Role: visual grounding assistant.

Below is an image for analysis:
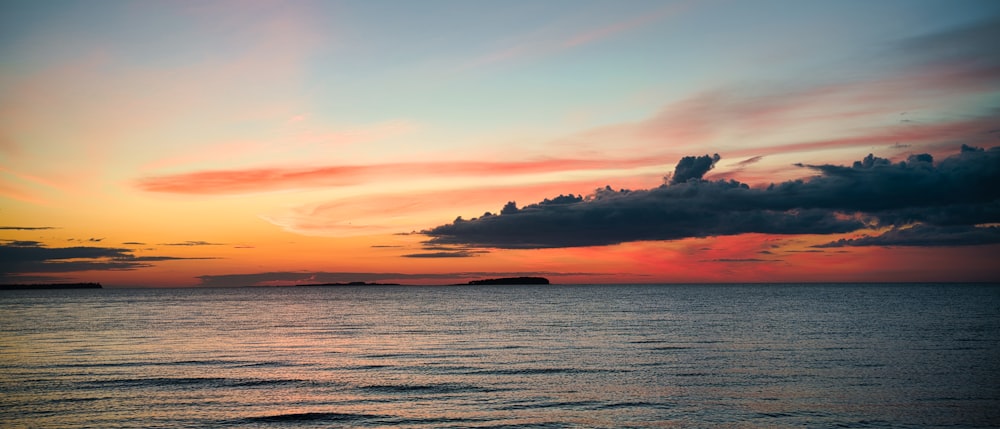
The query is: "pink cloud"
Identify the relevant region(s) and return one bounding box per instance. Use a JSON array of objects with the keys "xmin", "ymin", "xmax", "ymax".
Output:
[
  {"xmin": 262, "ymin": 175, "xmax": 665, "ymax": 237},
  {"xmin": 725, "ymin": 115, "xmax": 1000, "ymax": 161},
  {"xmin": 555, "ymin": 46, "xmax": 1000, "ymax": 167},
  {"xmin": 136, "ymin": 156, "xmax": 667, "ymax": 195}
]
